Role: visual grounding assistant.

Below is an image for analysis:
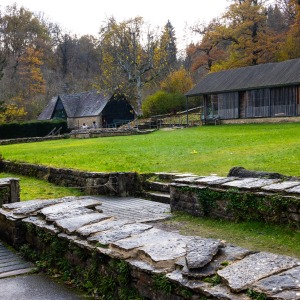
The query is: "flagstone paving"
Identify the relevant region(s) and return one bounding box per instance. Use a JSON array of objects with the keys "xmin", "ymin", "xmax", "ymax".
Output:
[{"xmin": 1, "ymin": 195, "xmax": 300, "ymax": 299}]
